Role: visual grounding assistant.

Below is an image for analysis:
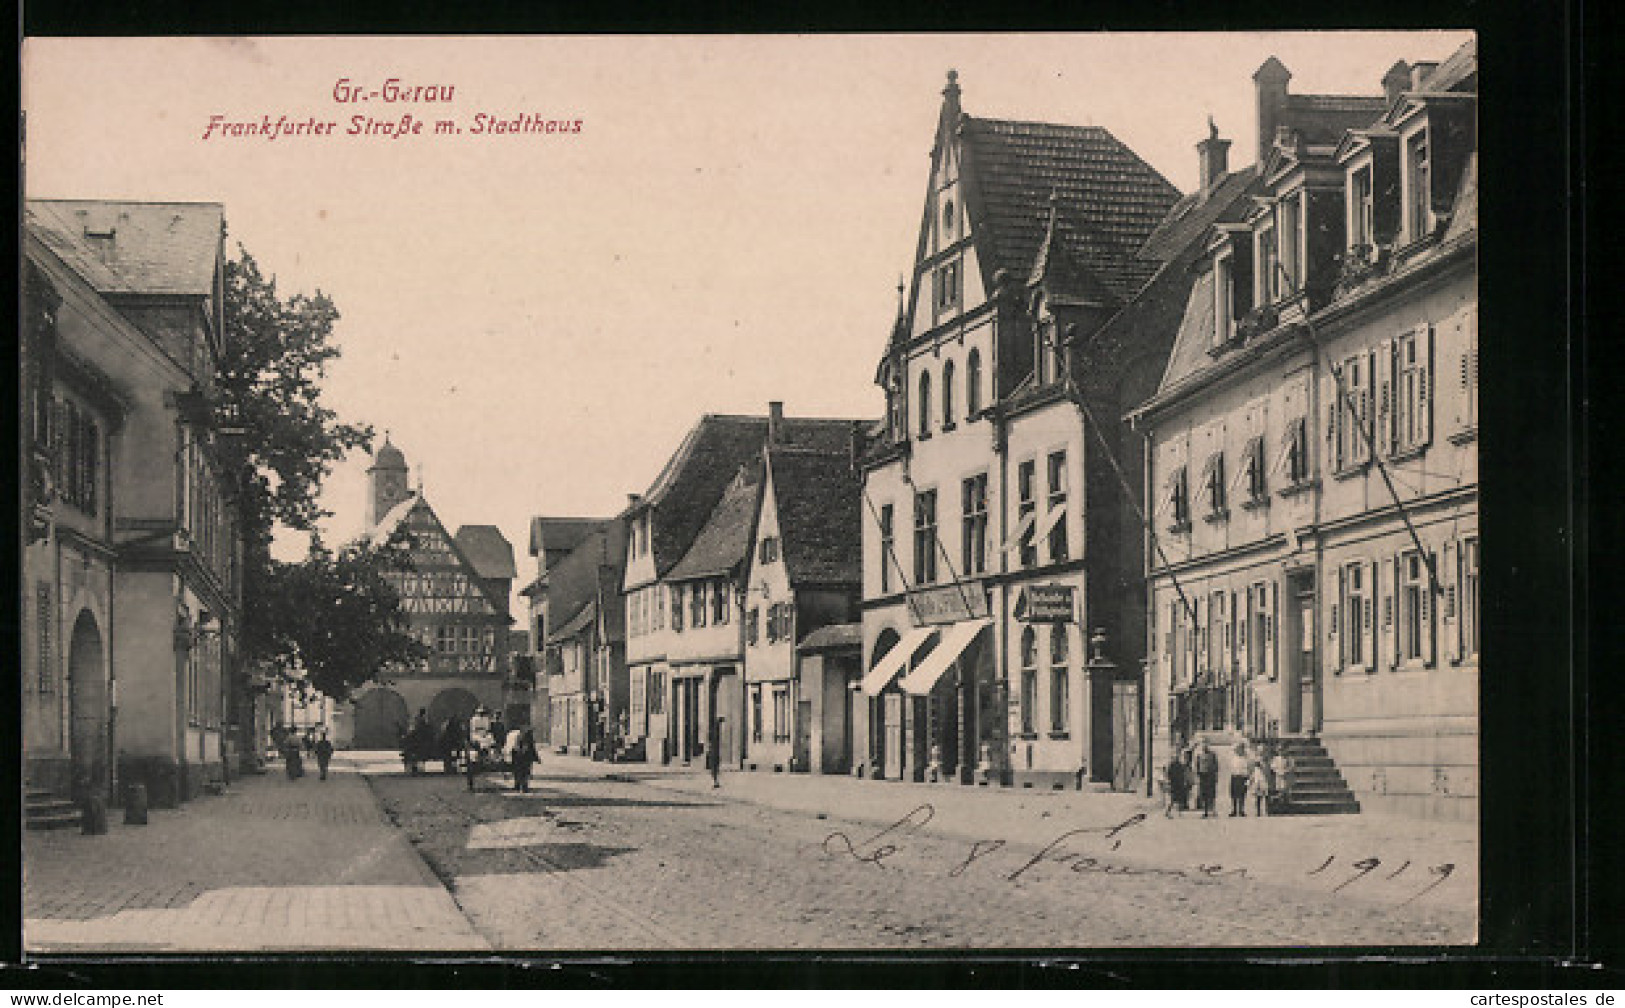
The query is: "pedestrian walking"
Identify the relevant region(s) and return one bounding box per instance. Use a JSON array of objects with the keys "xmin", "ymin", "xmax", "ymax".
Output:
[
  {"xmin": 705, "ymin": 716, "xmax": 724, "ymax": 788},
  {"xmin": 438, "ymin": 717, "xmax": 463, "ymax": 774},
  {"xmin": 282, "ymin": 736, "xmax": 304, "ymax": 780},
  {"xmin": 1194, "ymin": 741, "xmax": 1219, "ymax": 817},
  {"xmin": 1163, "ymin": 751, "xmax": 1188, "ymax": 817},
  {"xmin": 509, "ymin": 728, "xmax": 540, "ymax": 793},
  {"xmin": 1229, "ymin": 741, "xmax": 1251, "ymax": 816},
  {"xmin": 489, "ymin": 713, "xmax": 508, "ymax": 762},
  {"xmin": 1249, "ymin": 744, "xmax": 1273, "ymax": 816},
  {"xmin": 313, "ymin": 731, "xmax": 334, "ymax": 781}
]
